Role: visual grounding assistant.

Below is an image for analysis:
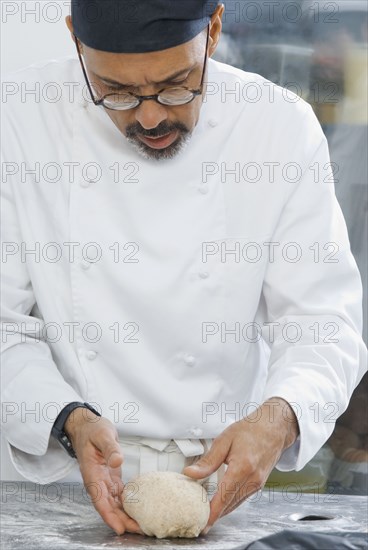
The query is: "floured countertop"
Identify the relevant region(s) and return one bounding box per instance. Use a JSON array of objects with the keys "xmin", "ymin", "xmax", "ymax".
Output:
[{"xmin": 1, "ymin": 482, "xmax": 367, "ymax": 549}]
